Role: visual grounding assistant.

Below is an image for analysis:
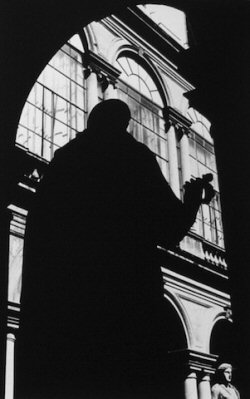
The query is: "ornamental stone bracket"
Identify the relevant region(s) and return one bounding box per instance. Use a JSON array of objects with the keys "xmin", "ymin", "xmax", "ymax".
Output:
[
  {"xmin": 83, "ymin": 50, "xmax": 121, "ymax": 92},
  {"xmin": 163, "ymin": 106, "xmax": 192, "ymax": 137},
  {"xmin": 161, "ymin": 267, "xmax": 232, "ymax": 354}
]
